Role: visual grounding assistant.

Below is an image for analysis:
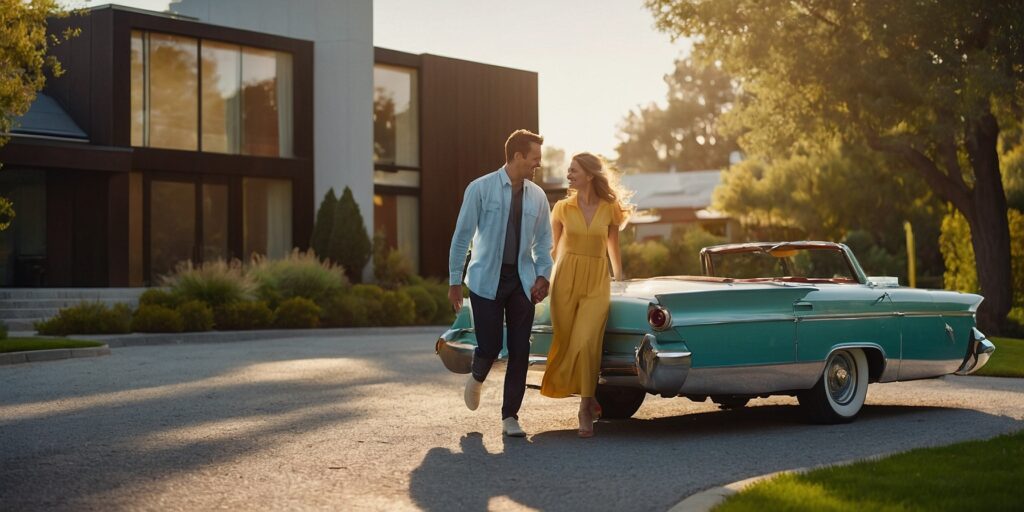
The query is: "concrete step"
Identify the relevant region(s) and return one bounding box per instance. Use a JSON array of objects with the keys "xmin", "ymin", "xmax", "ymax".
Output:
[
  {"xmin": 0, "ymin": 298, "xmax": 137, "ymax": 310},
  {"xmin": 0, "ymin": 288, "xmax": 147, "ymax": 300}
]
